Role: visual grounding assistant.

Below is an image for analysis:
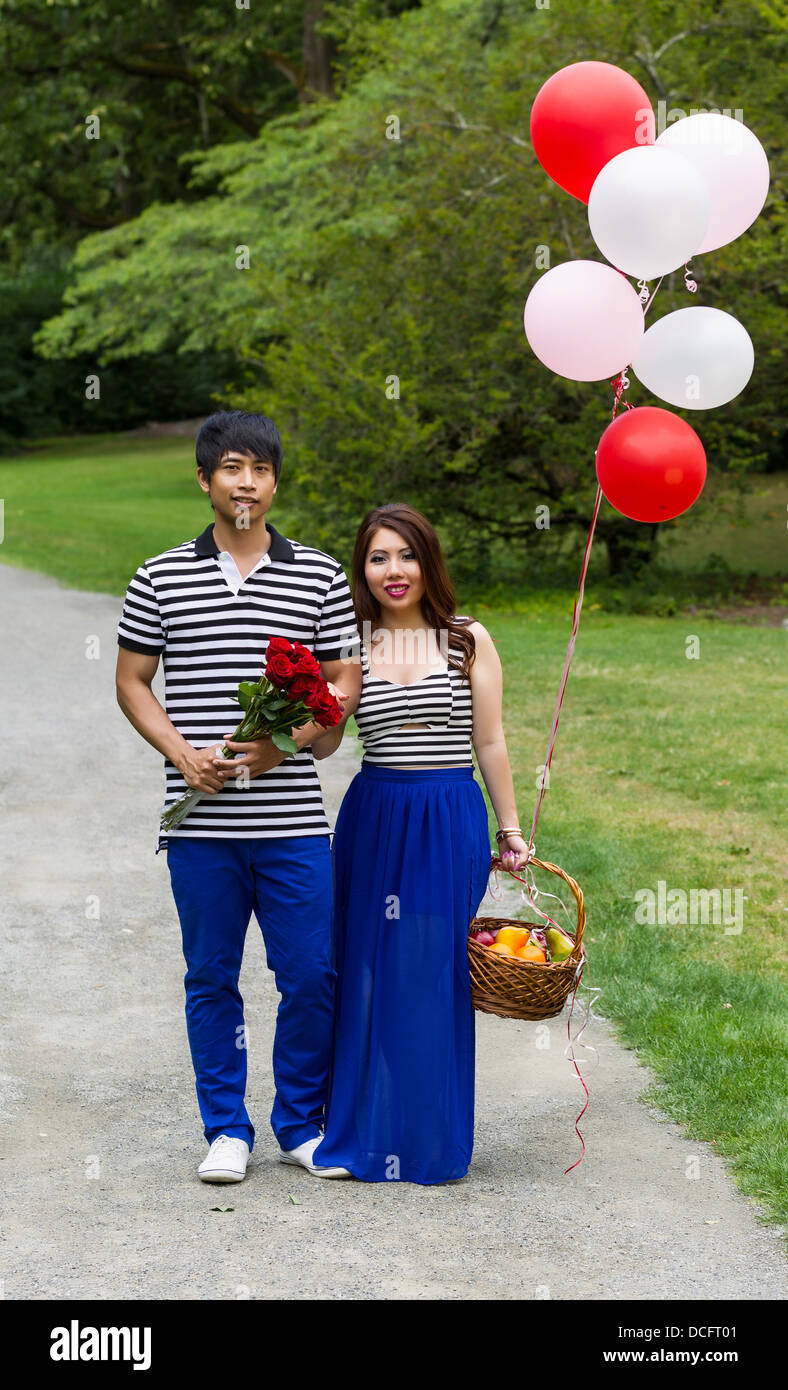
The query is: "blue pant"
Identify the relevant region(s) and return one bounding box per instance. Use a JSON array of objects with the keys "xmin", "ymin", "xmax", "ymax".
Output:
[{"xmin": 166, "ymin": 835, "xmax": 335, "ymax": 1153}]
